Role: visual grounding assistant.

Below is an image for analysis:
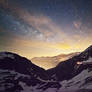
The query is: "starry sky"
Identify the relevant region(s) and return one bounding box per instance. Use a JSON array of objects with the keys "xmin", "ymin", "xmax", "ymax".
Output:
[{"xmin": 0, "ymin": 0, "xmax": 92, "ymax": 59}]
